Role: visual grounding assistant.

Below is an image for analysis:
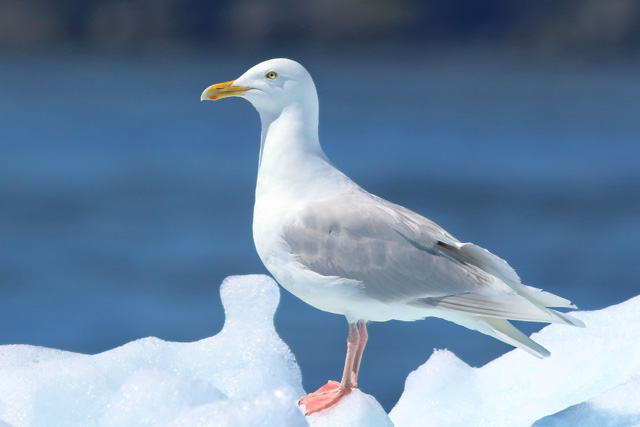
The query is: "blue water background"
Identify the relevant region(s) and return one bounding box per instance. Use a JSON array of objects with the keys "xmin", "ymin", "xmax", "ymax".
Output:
[{"xmin": 1, "ymin": 45, "xmax": 639, "ymax": 410}]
